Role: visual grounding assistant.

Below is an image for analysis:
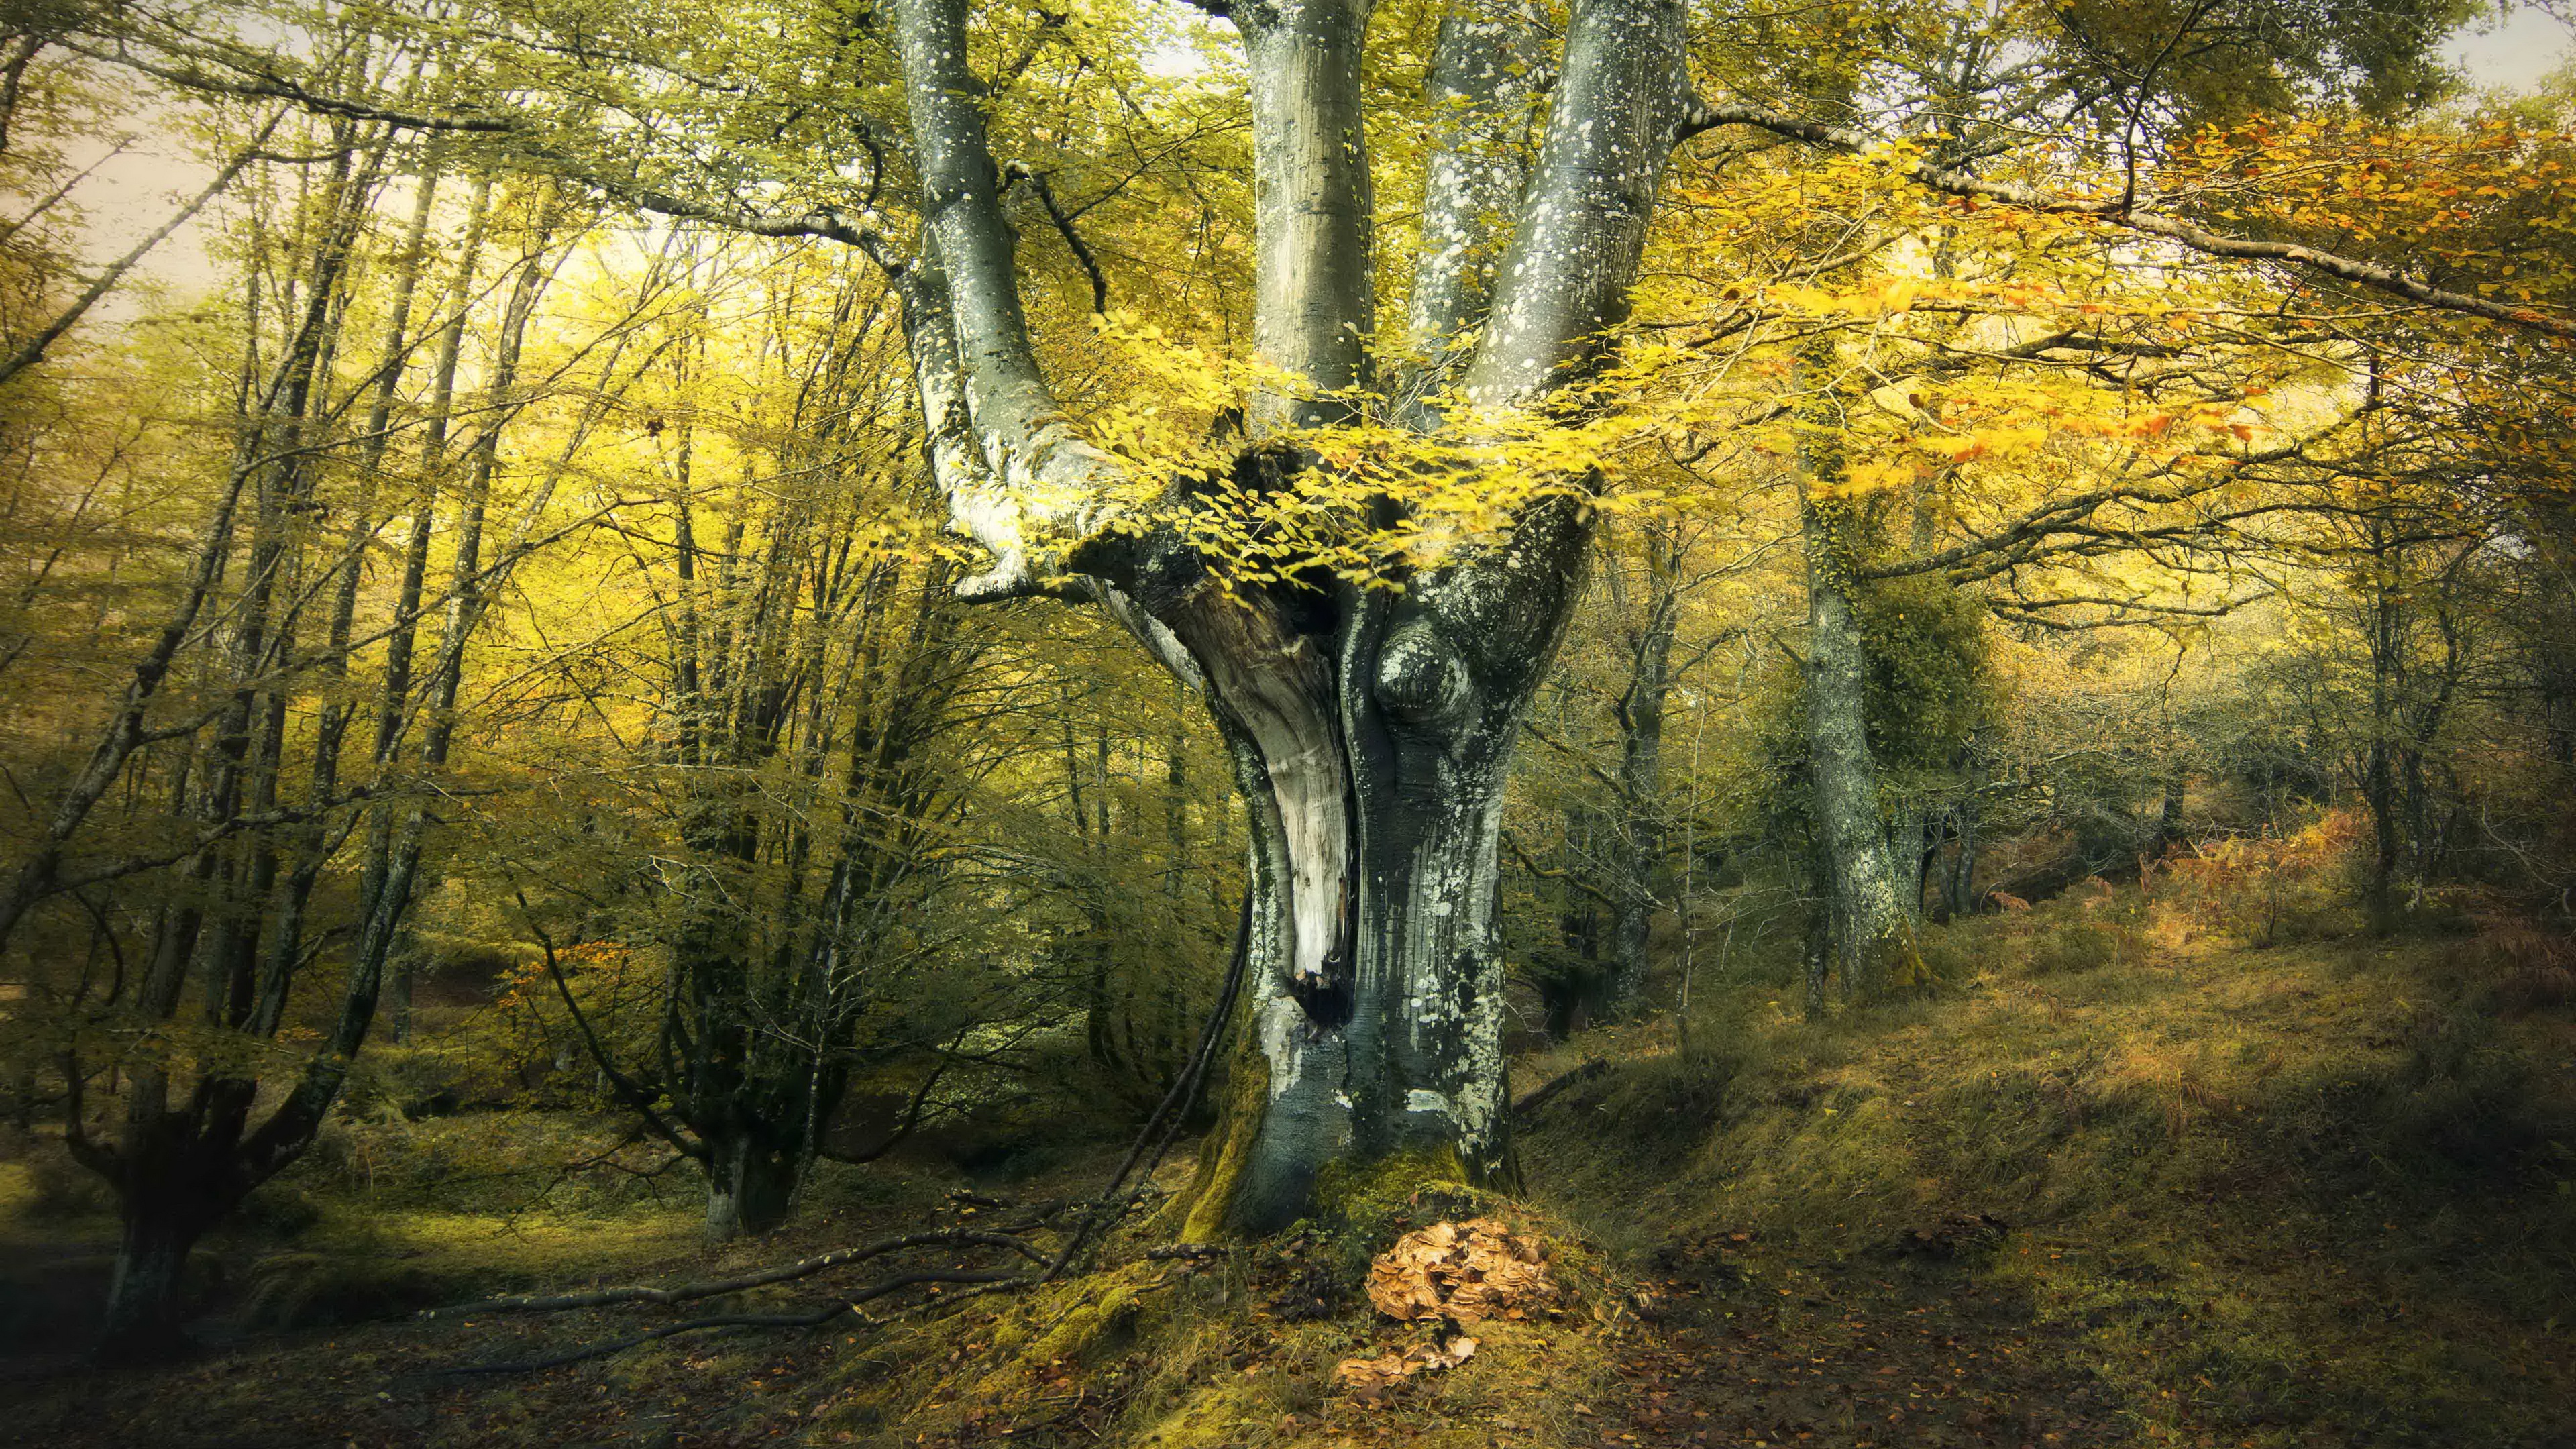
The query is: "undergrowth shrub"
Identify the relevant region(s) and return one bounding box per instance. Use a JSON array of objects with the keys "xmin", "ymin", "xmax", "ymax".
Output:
[
  {"xmin": 2023, "ymin": 913, "xmax": 2145, "ymax": 975},
  {"xmin": 1918, "ymin": 892, "xmax": 2143, "ymax": 979},
  {"xmin": 291, "ymin": 1110, "xmax": 687, "ymax": 1215},
  {"xmin": 7, "ymin": 1133, "xmax": 110, "ymax": 1220},
  {"xmin": 2373, "ymin": 1007, "xmax": 2549, "ymax": 1181},
  {"xmin": 352, "ymin": 938, "xmax": 660, "ymax": 1113},
  {"xmin": 239, "ymin": 1250, "xmax": 451, "ymax": 1330},
  {"xmin": 2152, "ymin": 809, "xmax": 2363, "ymax": 947},
  {"xmin": 409, "ymin": 930, "xmax": 544, "ymax": 1002},
  {"xmin": 236, "ymin": 1184, "xmax": 323, "ymax": 1238},
  {"xmin": 2444, "ymin": 913, "xmax": 2576, "ymax": 1016},
  {"xmin": 2264, "ymin": 1002, "xmax": 2556, "ymax": 1193},
  {"xmin": 1587, "ymin": 1044, "xmax": 1748, "ymax": 1150}
]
